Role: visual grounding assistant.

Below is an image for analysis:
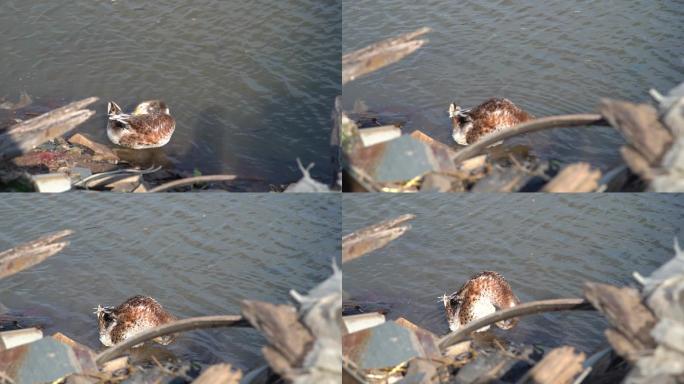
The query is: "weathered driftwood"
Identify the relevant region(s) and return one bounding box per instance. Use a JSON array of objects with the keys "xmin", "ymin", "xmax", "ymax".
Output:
[
  {"xmin": 452, "ymin": 114, "xmax": 607, "ymax": 164},
  {"xmin": 192, "ymin": 363, "xmax": 242, "ymax": 384},
  {"xmin": 342, "ymin": 214, "xmax": 415, "ymax": 263},
  {"xmin": 146, "ymin": 174, "xmax": 237, "ymax": 192},
  {"xmin": 438, "ymin": 298, "xmax": 593, "ymax": 351},
  {"xmin": 342, "ymin": 27, "xmax": 431, "ymax": 85},
  {"xmin": 68, "ymin": 133, "xmax": 118, "ymax": 163},
  {"xmin": 542, "ymin": 162, "xmax": 601, "ymax": 192},
  {"xmin": 0, "ymin": 97, "xmax": 98, "ymax": 160},
  {"xmin": 240, "ymin": 300, "xmax": 314, "ymax": 381},
  {"xmin": 0, "ymin": 328, "xmax": 43, "ymax": 350},
  {"xmin": 95, "ymin": 315, "xmax": 249, "ymax": 365},
  {"xmin": 600, "ymin": 99, "xmax": 673, "ymax": 165},
  {"xmin": 518, "ymin": 346, "xmax": 586, "ymax": 384},
  {"xmin": 583, "ymin": 282, "xmax": 657, "ymax": 363},
  {"xmin": 0, "ymin": 230, "xmax": 73, "ymax": 279}
]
